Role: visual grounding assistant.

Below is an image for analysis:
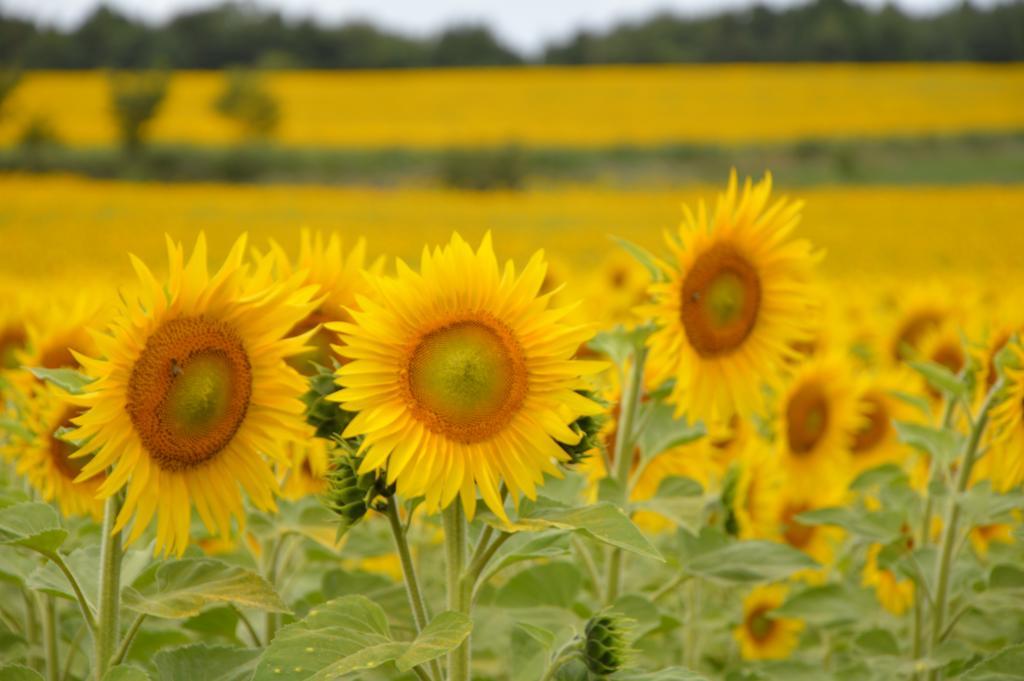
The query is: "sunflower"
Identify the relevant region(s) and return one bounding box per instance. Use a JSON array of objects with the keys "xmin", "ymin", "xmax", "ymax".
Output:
[
  {"xmin": 9, "ymin": 293, "xmax": 106, "ymax": 398},
  {"xmin": 882, "ymin": 285, "xmax": 959, "ymax": 366},
  {"xmin": 990, "ymin": 338, "xmax": 1024, "ymax": 456},
  {"xmin": 862, "ymin": 543, "xmax": 914, "ymax": 615},
  {"xmin": 257, "ymin": 230, "xmax": 380, "ymax": 497},
  {"xmin": 969, "ymin": 521, "xmax": 1015, "ymax": 559},
  {"xmin": 775, "ymin": 356, "xmax": 861, "ymax": 486},
  {"xmin": 733, "ymin": 584, "xmax": 804, "ymax": 661},
  {"xmin": 774, "ymin": 482, "xmax": 846, "ymax": 581},
  {"xmin": 849, "ymin": 371, "xmax": 917, "ymax": 475},
  {"xmin": 12, "ymin": 384, "xmax": 105, "ymax": 519},
  {"xmin": 733, "ymin": 443, "xmax": 785, "ymax": 541},
  {"xmin": 68, "ymin": 234, "xmax": 318, "ymax": 556},
  {"xmin": 647, "ymin": 170, "xmax": 821, "ymax": 426},
  {"xmin": 329, "ymin": 233, "xmax": 604, "ymax": 520}
]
